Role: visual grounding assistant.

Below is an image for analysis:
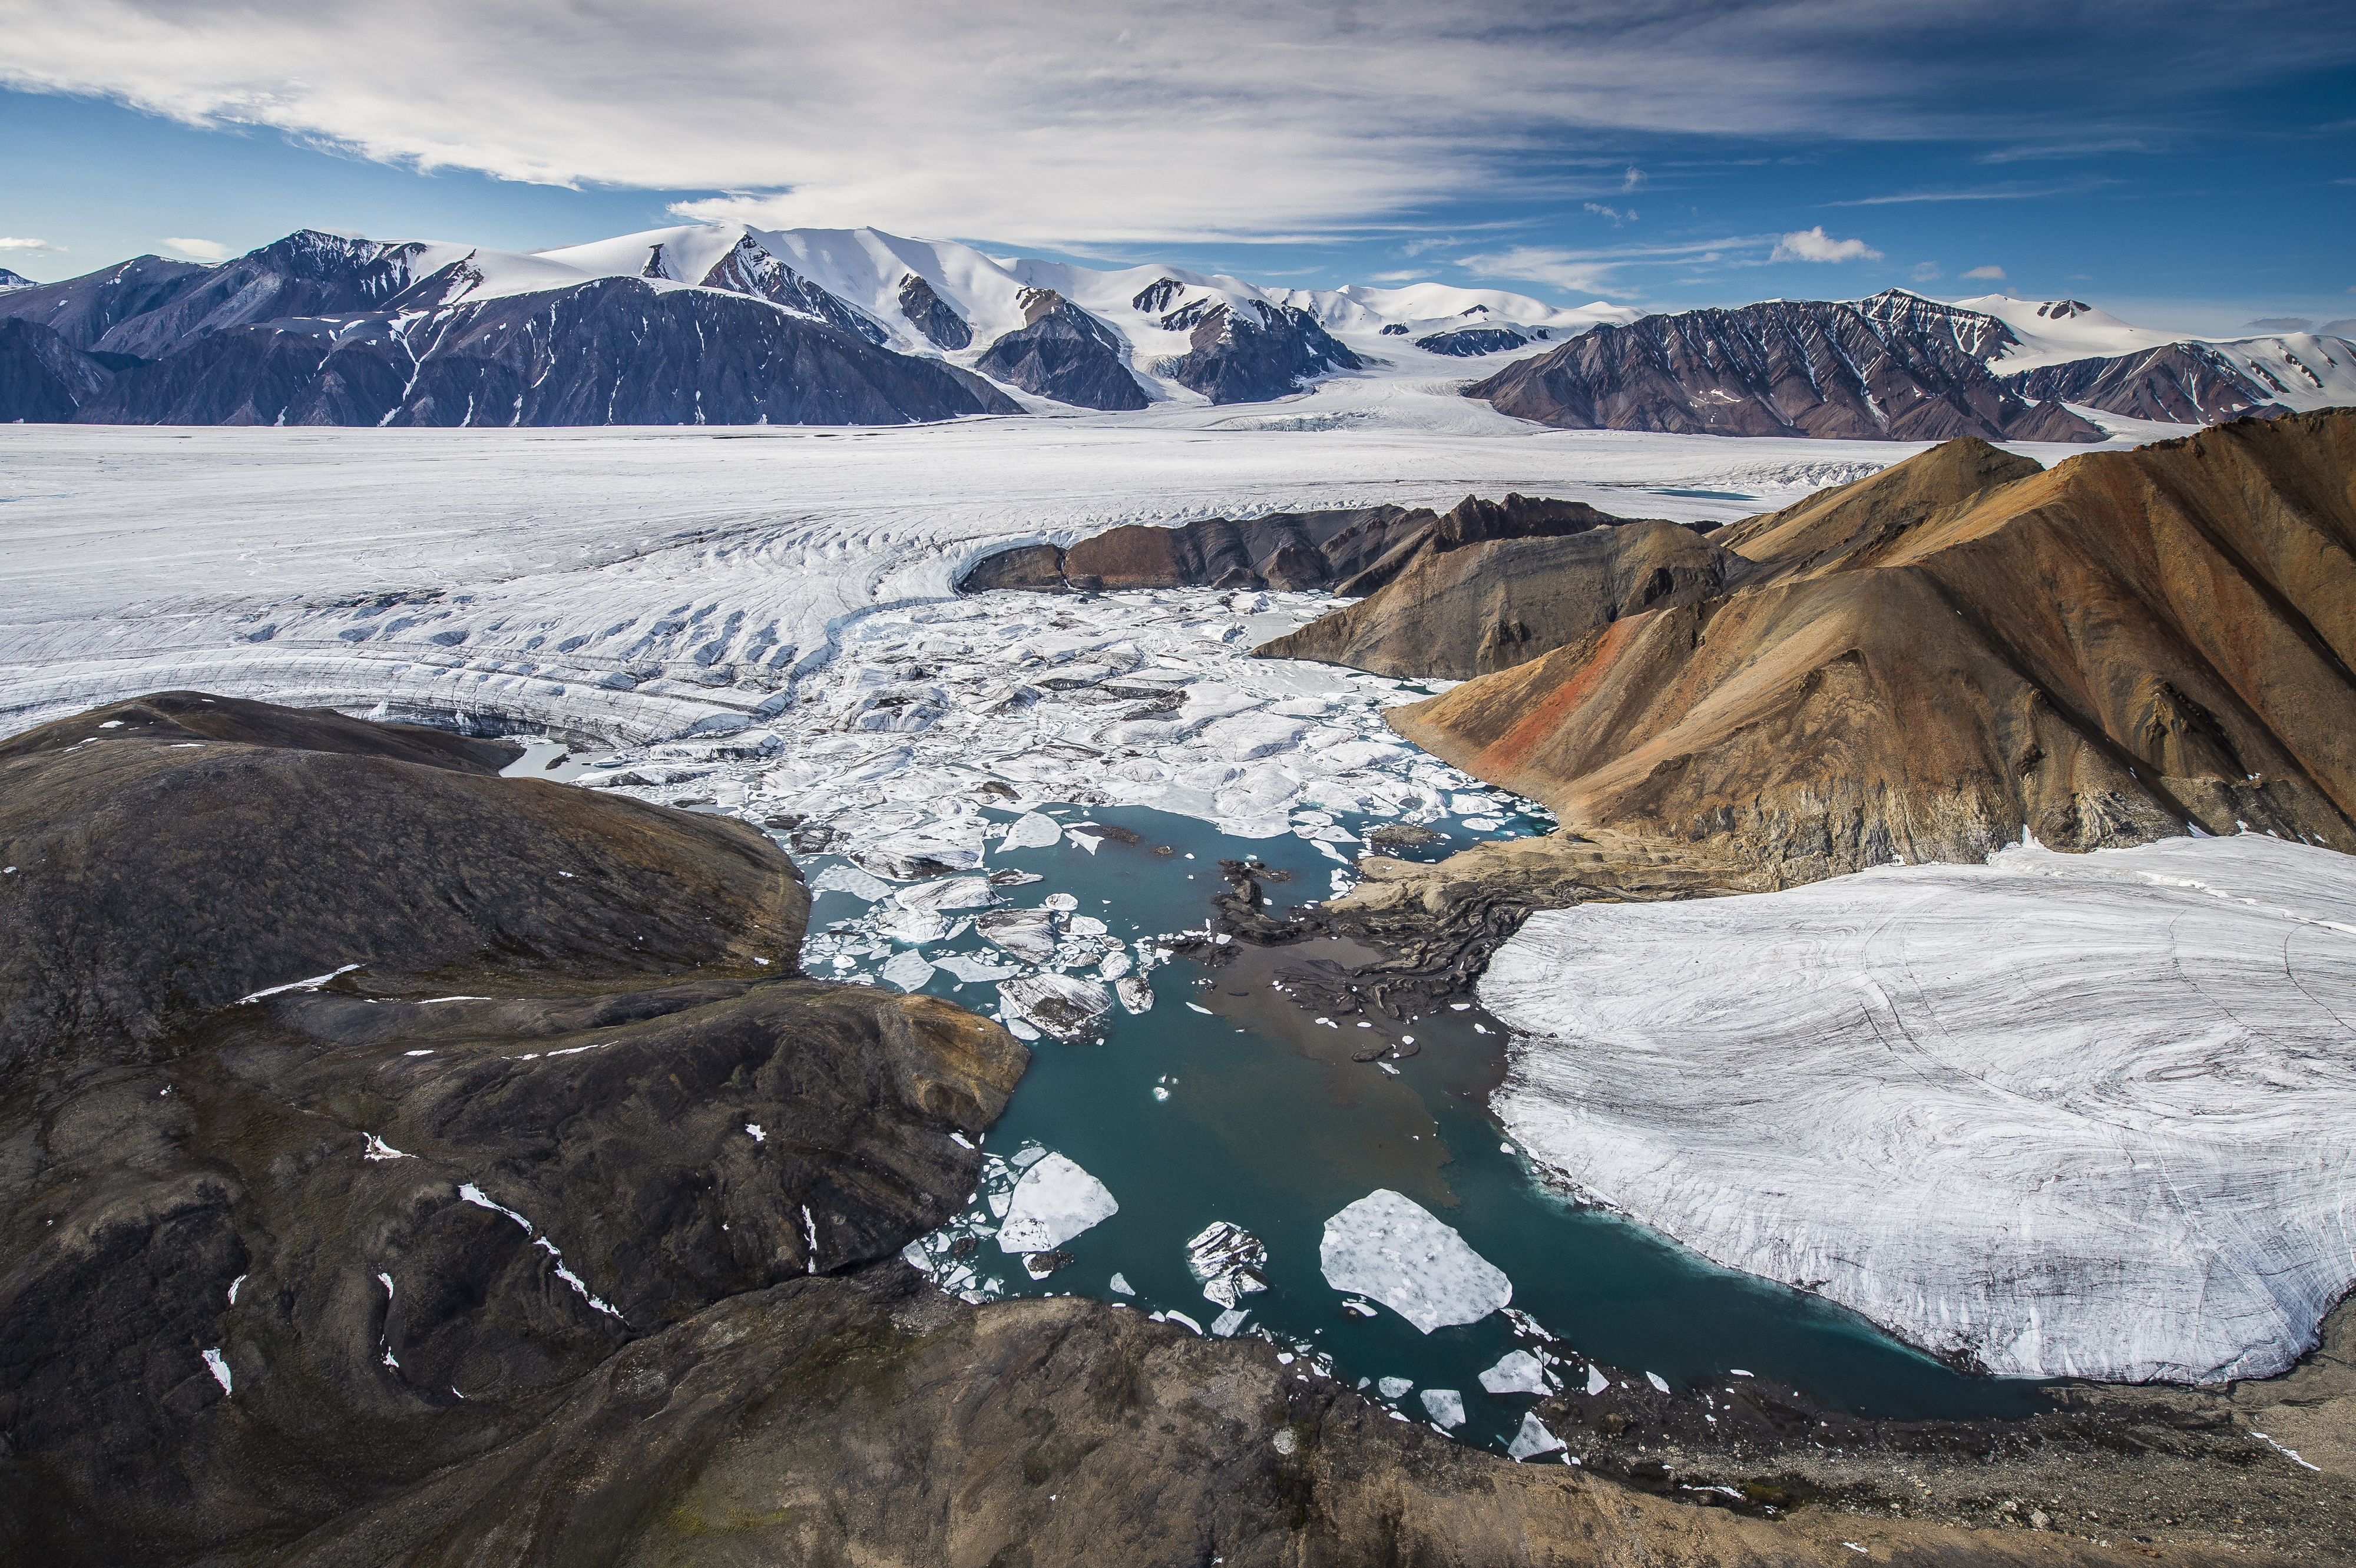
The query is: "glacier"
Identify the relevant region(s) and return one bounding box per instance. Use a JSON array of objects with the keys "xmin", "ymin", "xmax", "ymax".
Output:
[{"xmin": 1478, "ymin": 834, "xmax": 2356, "ymax": 1384}]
